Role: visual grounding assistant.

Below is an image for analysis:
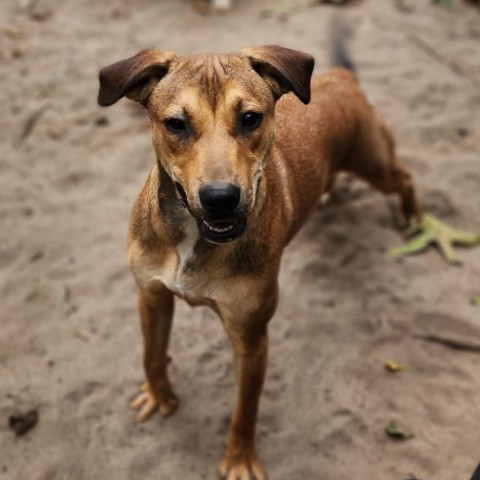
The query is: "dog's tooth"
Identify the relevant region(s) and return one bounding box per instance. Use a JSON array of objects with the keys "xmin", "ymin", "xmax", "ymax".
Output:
[{"xmin": 203, "ymin": 220, "xmax": 234, "ymax": 233}]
